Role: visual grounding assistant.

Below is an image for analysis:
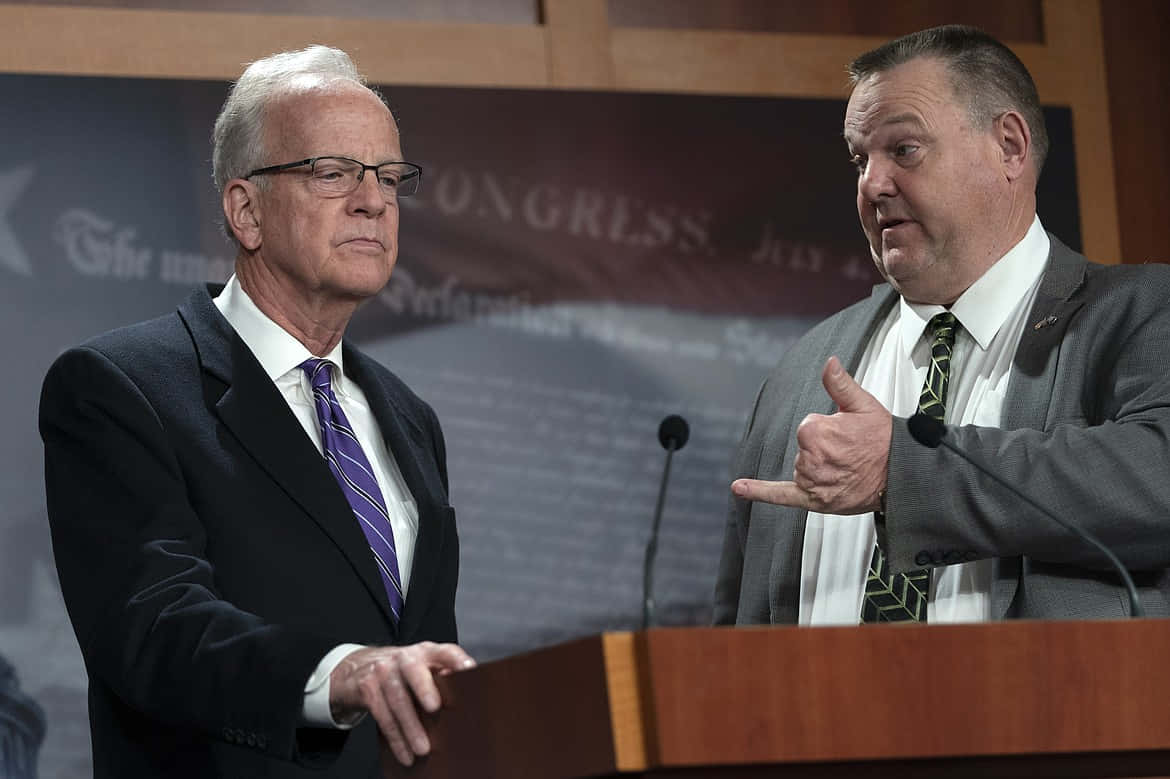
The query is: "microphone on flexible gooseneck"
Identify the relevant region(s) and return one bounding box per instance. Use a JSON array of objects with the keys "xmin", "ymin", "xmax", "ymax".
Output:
[
  {"xmin": 906, "ymin": 413, "xmax": 1144, "ymax": 618},
  {"xmin": 642, "ymin": 415, "xmax": 690, "ymax": 630}
]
